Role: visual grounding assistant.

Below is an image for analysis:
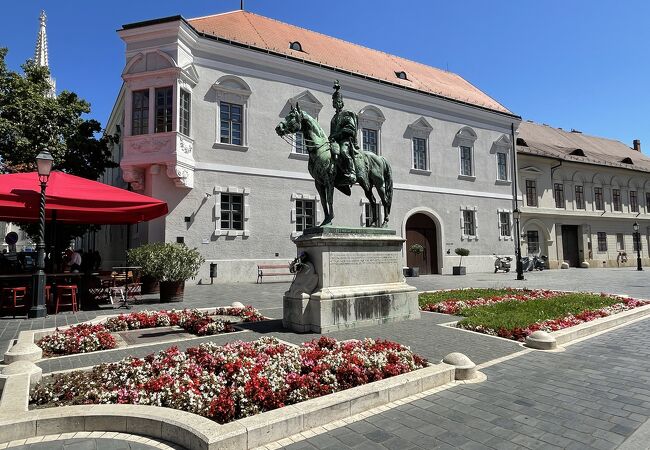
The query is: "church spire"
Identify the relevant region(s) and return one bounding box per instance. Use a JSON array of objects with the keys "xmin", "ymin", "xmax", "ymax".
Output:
[{"xmin": 34, "ymin": 10, "xmax": 56, "ymax": 97}]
